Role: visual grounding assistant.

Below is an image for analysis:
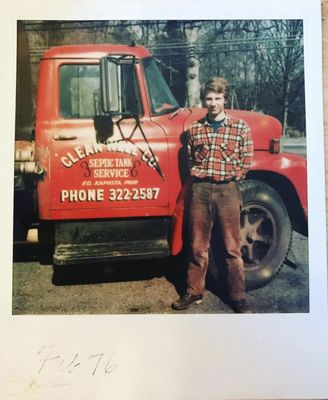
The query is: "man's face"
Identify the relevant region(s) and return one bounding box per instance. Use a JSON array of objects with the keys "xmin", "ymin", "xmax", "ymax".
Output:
[{"xmin": 204, "ymin": 91, "xmax": 226, "ymax": 119}]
